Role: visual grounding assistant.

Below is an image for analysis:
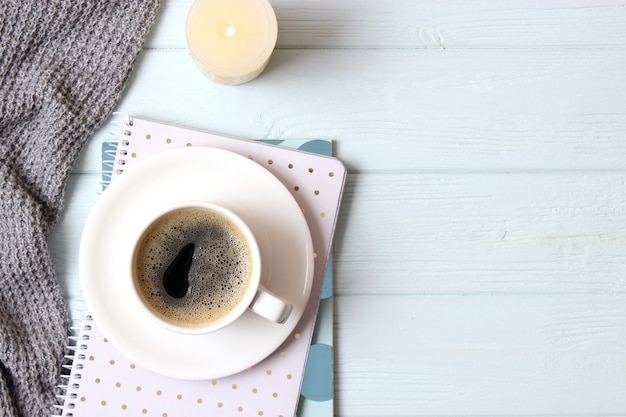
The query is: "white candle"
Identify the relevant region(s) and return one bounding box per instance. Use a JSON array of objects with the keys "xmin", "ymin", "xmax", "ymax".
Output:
[{"xmin": 186, "ymin": 0, "xmax": 278, "ymax": 85}]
